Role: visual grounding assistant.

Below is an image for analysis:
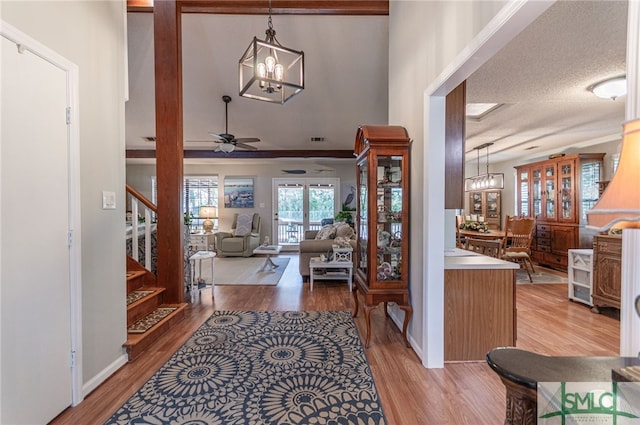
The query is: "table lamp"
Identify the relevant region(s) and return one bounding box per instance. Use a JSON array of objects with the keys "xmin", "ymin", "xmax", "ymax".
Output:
[{"xmin": 199, "ymin": 206, "xmax": 217, "ymax": 233}]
